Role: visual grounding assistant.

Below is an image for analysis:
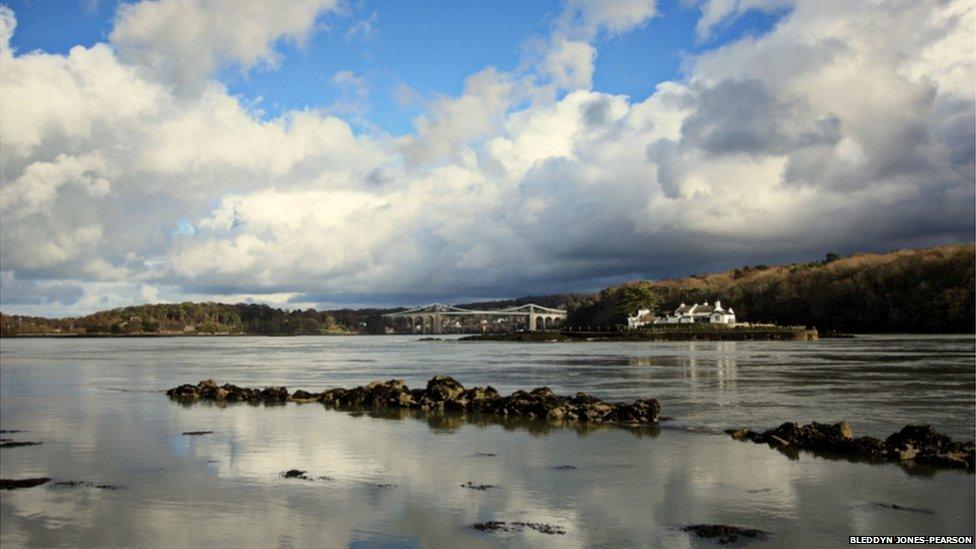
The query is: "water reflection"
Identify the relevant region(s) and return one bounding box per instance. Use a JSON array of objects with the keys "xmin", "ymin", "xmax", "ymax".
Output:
[
  {"xmin": 2, "ymin": 398, "xmax": 972, "ymax": 548},
  {"xmin": 316, "ymin": 403, "xmax": 662, "ymax": 439}
]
